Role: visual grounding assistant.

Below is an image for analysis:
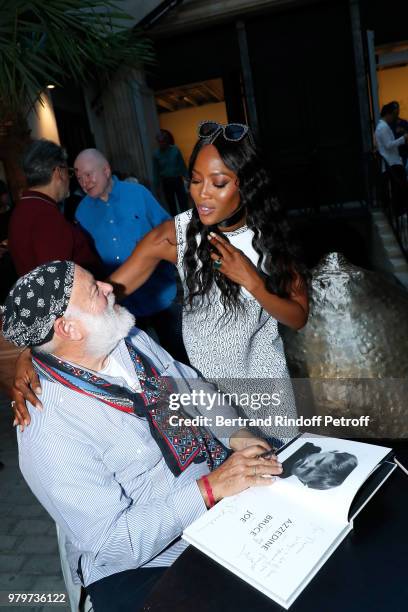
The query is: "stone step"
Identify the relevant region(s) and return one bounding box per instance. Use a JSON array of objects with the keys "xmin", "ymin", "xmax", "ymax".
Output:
[
  {"xmin": 396, "ymin": 272, "xmax": 408, "ymax": 287},
  {"xmin": 384, "ymin": 243, "xmax": 404, "ymax": 256},
  {"xmin": 389, "ymin": 257, "xmax": 408, "ymax": 273},
  {"xmin": 374, "ymin": 221, "xmax": 391, "ymax": 231},
  {"xmin": 381, "ymin": 234, "xmax": 398, "ymax": 245},
  {"xmin": 370, "ymin": 210, "xmax": 408, "ymax": 289}
]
